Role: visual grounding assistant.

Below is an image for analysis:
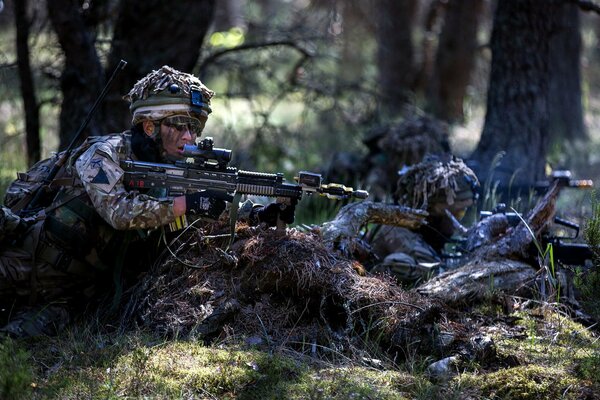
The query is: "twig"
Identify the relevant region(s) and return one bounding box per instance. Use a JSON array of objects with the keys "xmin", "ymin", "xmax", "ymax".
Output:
[
  {"xmin": 350, "ymin": 300, "xmax": 426, "ymax": 314},
  {"xmin": 568, "ymin": 0, "xmax": 600, "ymax": 13},
  {"xmin": 198, "ymin": 40, "xmax": 312, "ymax": 75}
]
